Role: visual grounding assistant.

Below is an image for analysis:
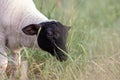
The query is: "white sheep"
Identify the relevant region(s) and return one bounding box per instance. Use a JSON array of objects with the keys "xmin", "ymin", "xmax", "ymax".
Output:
[{"xmin": 0, "ymin": 0, "xmax": 69, "ymax": 79}]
